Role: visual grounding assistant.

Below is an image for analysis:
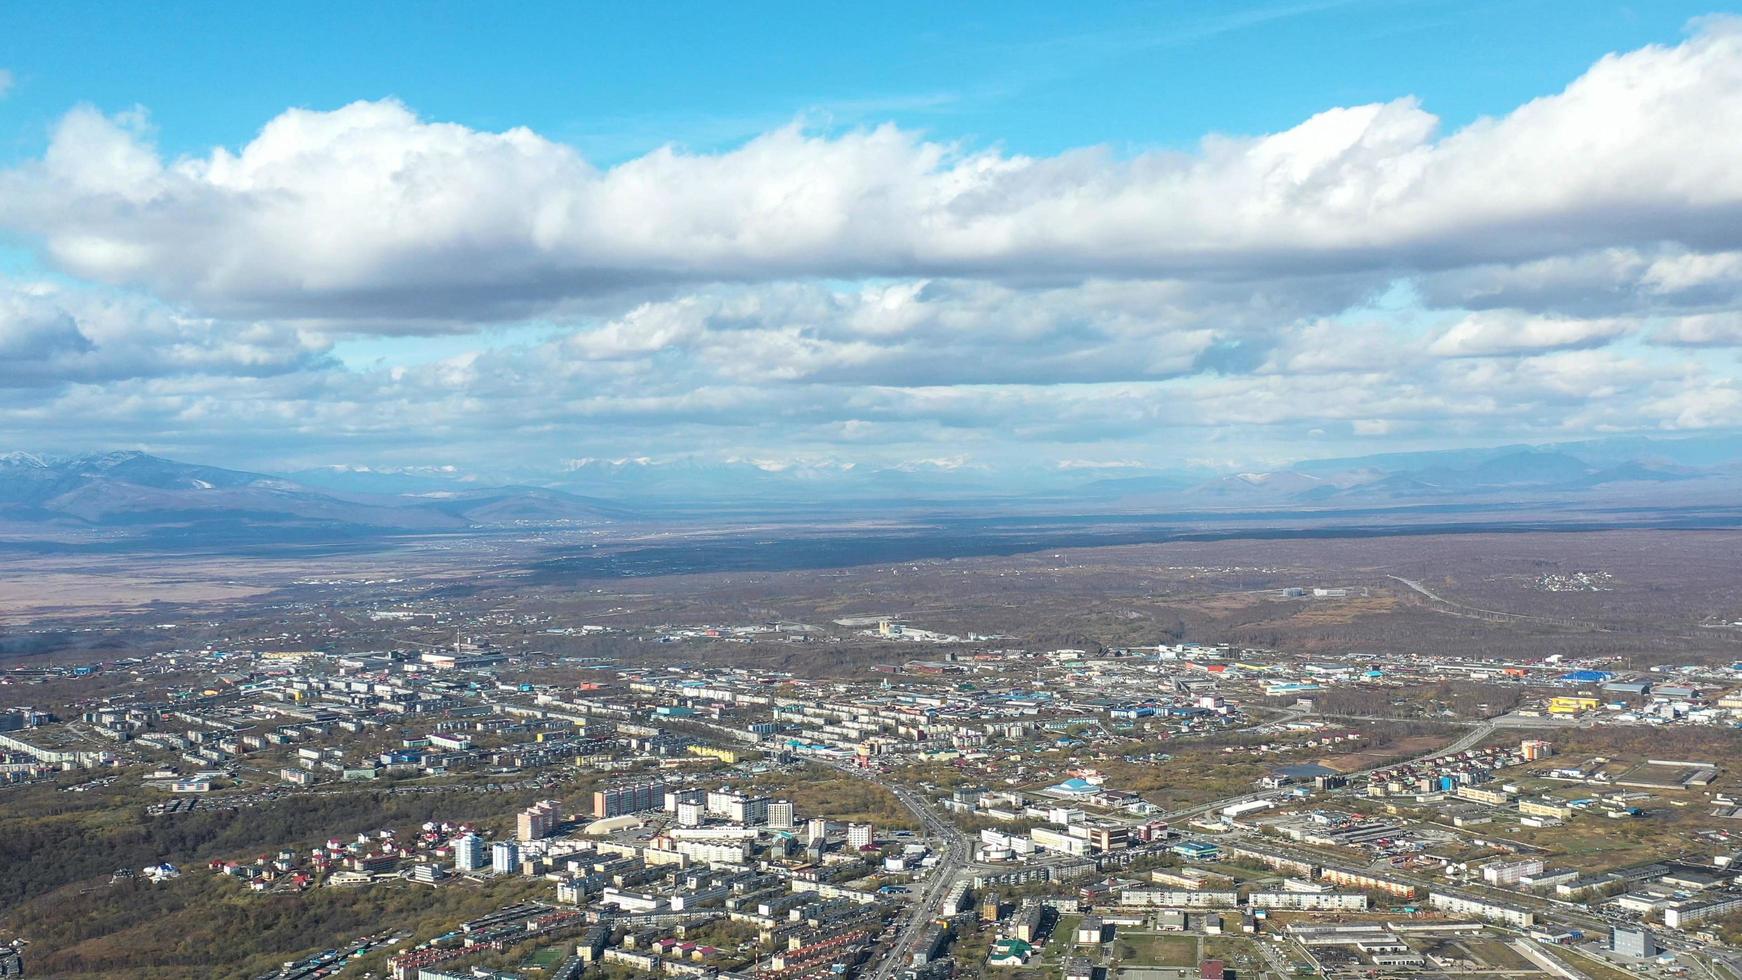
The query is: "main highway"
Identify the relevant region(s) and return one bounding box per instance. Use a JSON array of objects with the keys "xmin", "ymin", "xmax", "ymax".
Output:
[{"xmin": 813, "ymin": 758, "xmax": 970, "ymax": 980}]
